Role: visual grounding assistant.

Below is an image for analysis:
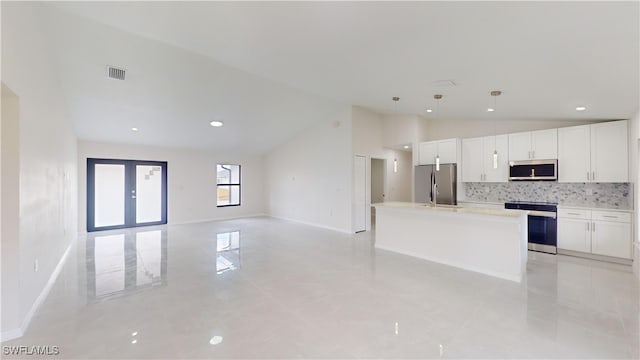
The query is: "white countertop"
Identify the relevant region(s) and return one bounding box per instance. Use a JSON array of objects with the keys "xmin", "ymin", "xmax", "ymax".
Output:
[
  {"xmin": 373, "ymin": 201, "xmax": 524, "ymax": 218},
  {"xmin": 557, "ymin": 204, "xmax": 634, "ymax": 212}
]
